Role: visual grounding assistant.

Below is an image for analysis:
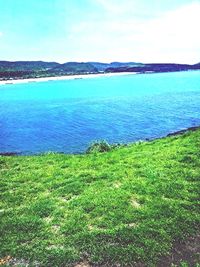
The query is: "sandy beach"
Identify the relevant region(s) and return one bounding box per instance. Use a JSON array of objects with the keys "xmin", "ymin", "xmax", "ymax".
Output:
[{"xmin": 0, "ymin": 72, "xmax": 136, "ymax": 86}]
